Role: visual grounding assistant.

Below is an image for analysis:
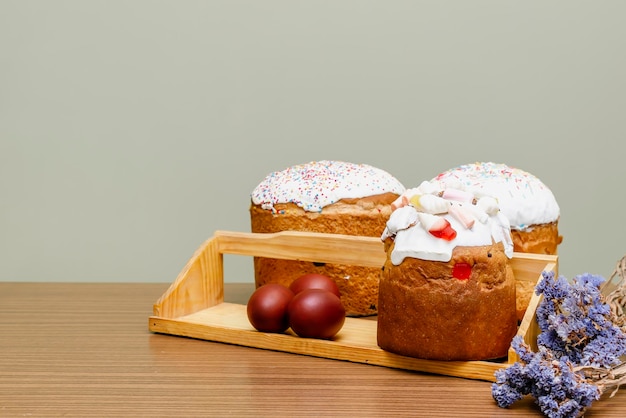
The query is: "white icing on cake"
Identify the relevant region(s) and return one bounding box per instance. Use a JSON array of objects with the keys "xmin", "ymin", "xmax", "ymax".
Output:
[
  {"xmin": 382, "ymin": 181, "xmax": 514, "ymax": 264},
  {"xmin": 251, "ymin": 160, "xmax": 406, "ymax": 213},
  {"xmin": 430, "ymin": 162, "xmax": 559, "ymax": 231}
]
